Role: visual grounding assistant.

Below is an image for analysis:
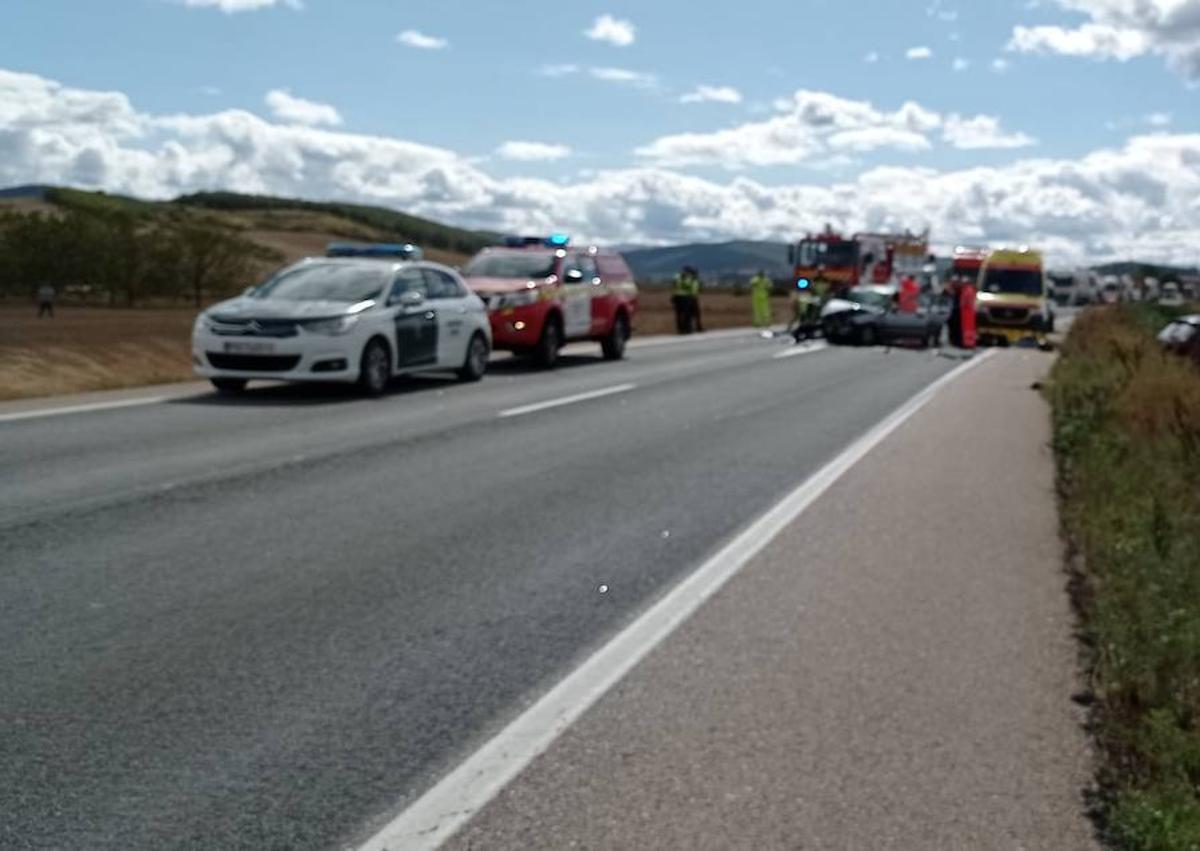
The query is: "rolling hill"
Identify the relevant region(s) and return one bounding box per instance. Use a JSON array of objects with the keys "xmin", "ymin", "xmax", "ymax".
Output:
[
  {"xmin": 622, "ymin": 240, "xmax": 791, "ymax": 284},
  {"xmin": 0, "ymin": 187, "xmax": 496, "ymax": 269}
]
